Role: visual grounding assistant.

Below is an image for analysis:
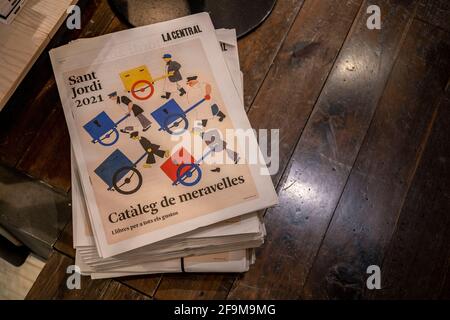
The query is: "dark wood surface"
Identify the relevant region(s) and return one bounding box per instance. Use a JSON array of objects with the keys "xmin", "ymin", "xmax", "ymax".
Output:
[
  {"xmin": 303, "ymin": 16, "xmax": 450, "ymax": 299},
  {"xmin": 26, "ymin": 251, "xmax": 150, "ymax": 299},
  {"xmin": 368, "ymin": 92, "xmax": 450, "ymax": 299},
  {"xmin": 0, "ymin": 0, "xmax": 446, "ymax": 299}
]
